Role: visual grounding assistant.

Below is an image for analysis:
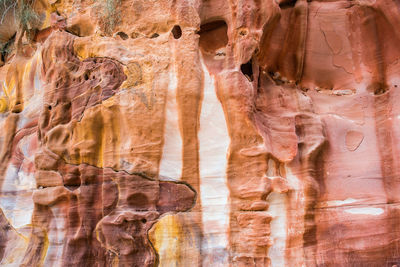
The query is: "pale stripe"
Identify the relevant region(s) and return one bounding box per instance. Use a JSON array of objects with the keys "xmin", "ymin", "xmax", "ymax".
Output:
[{"xmin": 199, "ymin": 57, "xmax": 230, "ymax": 266}]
